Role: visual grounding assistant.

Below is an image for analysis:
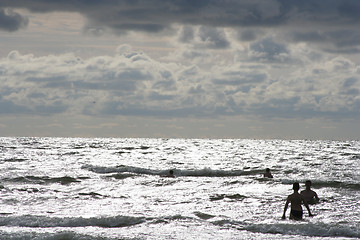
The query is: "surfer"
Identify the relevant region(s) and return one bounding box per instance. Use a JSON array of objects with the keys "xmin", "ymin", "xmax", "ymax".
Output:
[
  {"xmin": 282, "ymin": 182, "xmax": 313, "ymax": 220},
  {"xmin": 263, "ymin": 168, "xmax": 273, "ymax": 178},
  {"xmin": 300, "ymin": 180, "xmax": 319, "ymax": 204}
]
